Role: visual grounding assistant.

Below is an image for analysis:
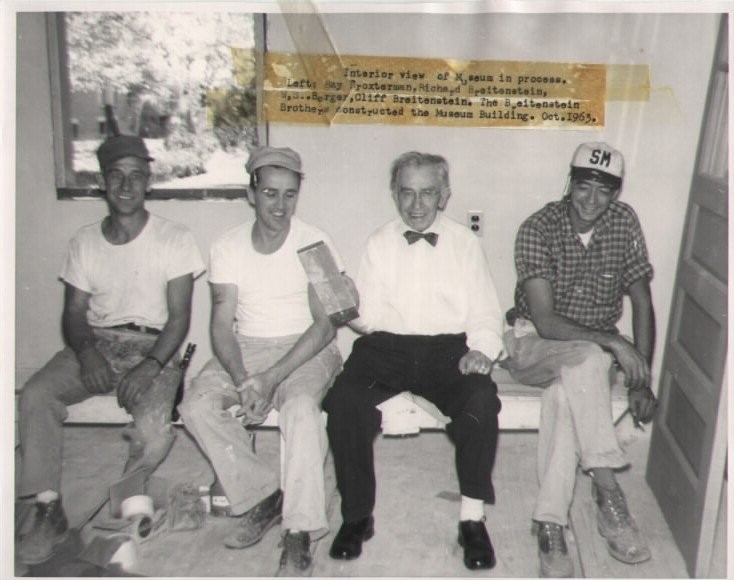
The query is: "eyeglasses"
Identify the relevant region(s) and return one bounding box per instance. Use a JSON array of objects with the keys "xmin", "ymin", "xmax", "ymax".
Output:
[{"xmin": 105, "ymin": 170, "xmax": 149, "ymax": 189}]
